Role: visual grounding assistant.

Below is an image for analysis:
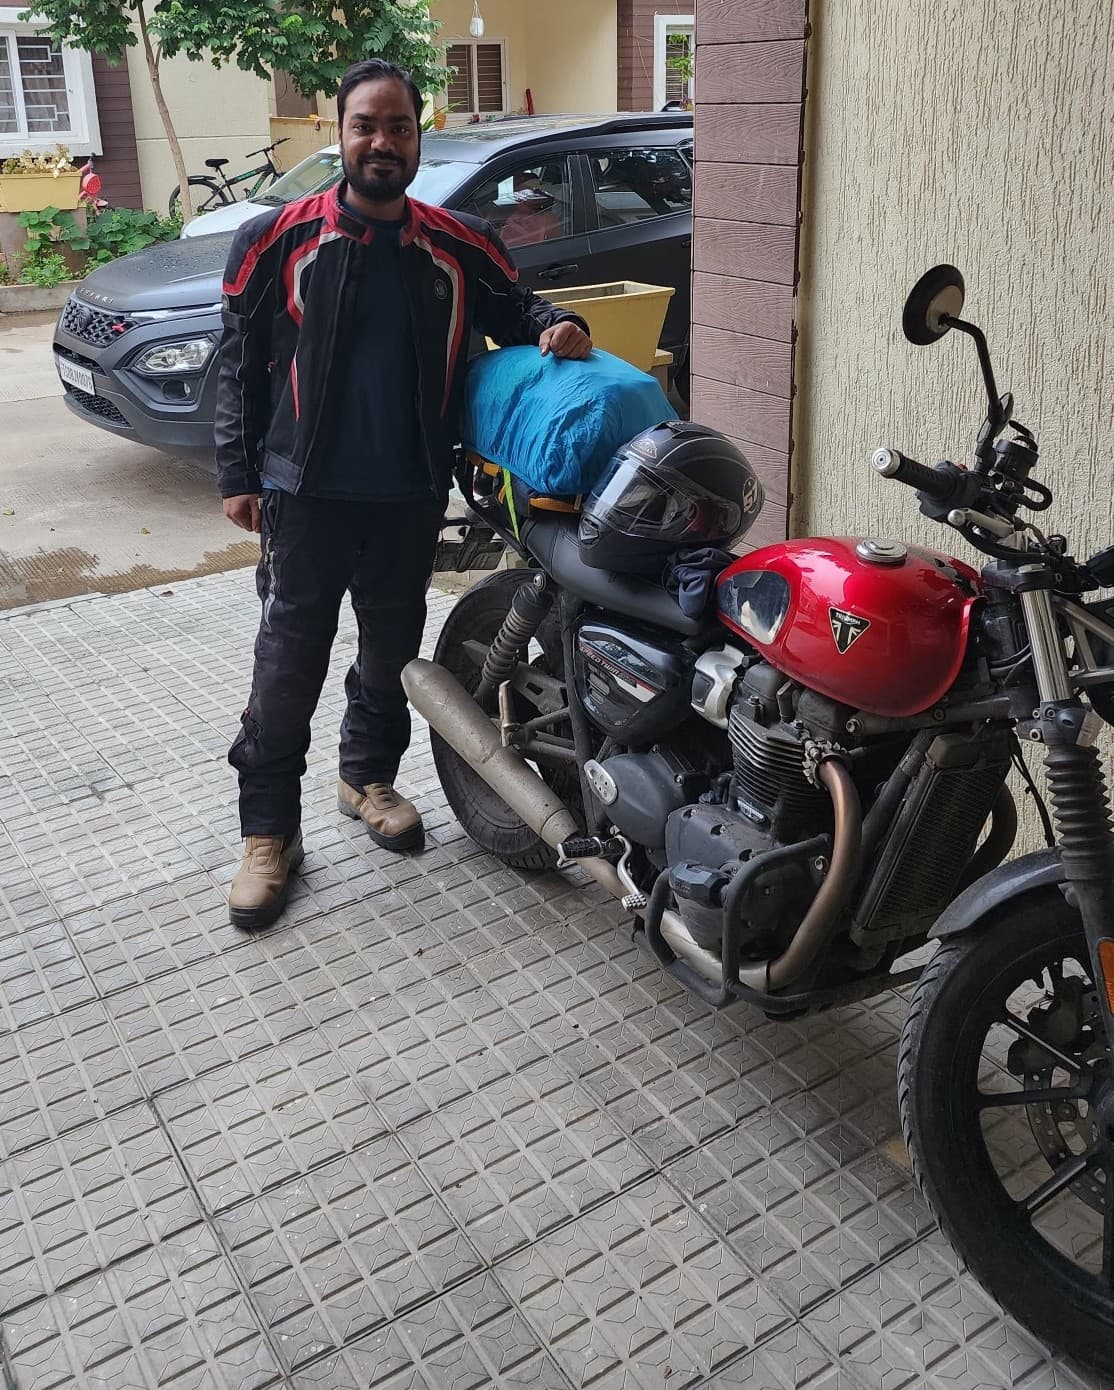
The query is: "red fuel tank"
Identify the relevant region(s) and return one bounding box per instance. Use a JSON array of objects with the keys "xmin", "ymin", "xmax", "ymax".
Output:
[{"xmin": 716, "ymin": 537, "xmax": 983, "ymax": 718}]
